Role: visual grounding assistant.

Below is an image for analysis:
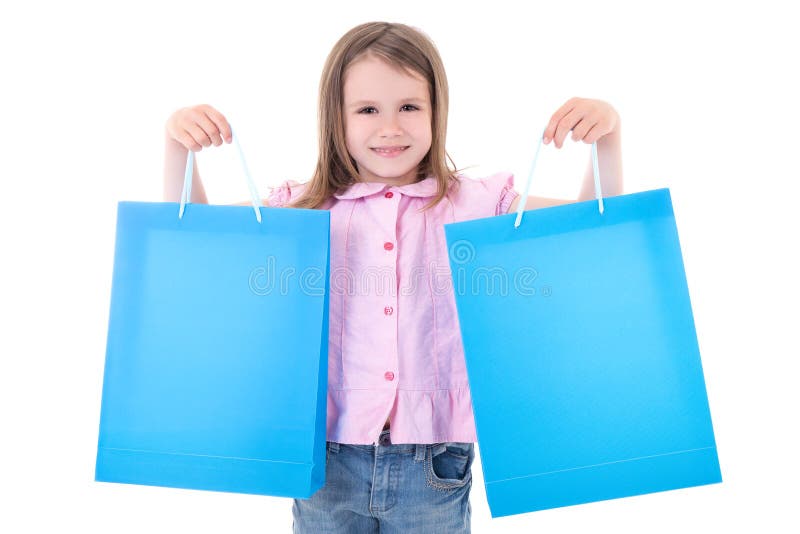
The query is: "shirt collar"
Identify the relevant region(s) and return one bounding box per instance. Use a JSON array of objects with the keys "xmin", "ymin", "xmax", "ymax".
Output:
[{"xmin": 333, "ymin": 176, "xmax": 439, "ymax": 200}]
